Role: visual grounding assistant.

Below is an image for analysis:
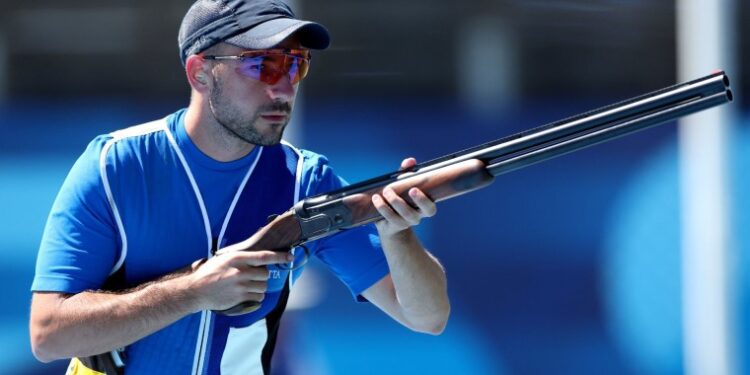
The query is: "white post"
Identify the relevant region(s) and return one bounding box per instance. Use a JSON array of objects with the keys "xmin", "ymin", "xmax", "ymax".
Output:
[
  {"xmin": 676, "ymin": 0, "xmax": 737, "ymax": 374},
  {"xmin": 456, "ymin": 16, "xmax": 519, "ymax": 117}
]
